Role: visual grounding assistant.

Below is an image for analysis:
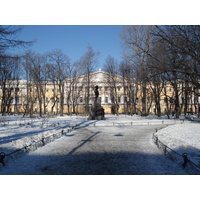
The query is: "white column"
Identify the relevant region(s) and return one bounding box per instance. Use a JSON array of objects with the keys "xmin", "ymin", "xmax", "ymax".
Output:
[
  {"xmin": 101, "ymin": 86, "xmax": 105, "ymax": 104},
  {"xmin": 64, "ymin": 83, "xmax": 67, "ymax": 104}
]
